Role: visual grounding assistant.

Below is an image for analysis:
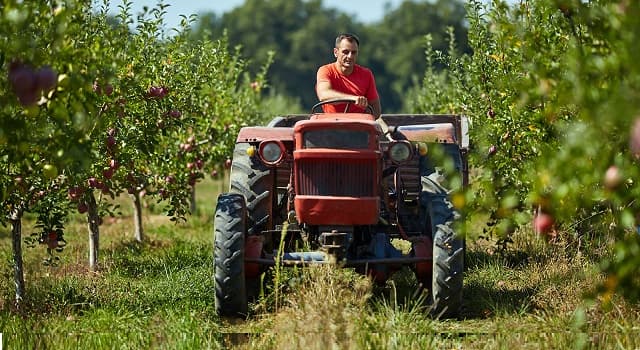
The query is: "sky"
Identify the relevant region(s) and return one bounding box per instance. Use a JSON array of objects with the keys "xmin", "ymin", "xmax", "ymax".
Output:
[{"xmin": 107, "ymin": 0, "xmax": 406, "ymax": 30}]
